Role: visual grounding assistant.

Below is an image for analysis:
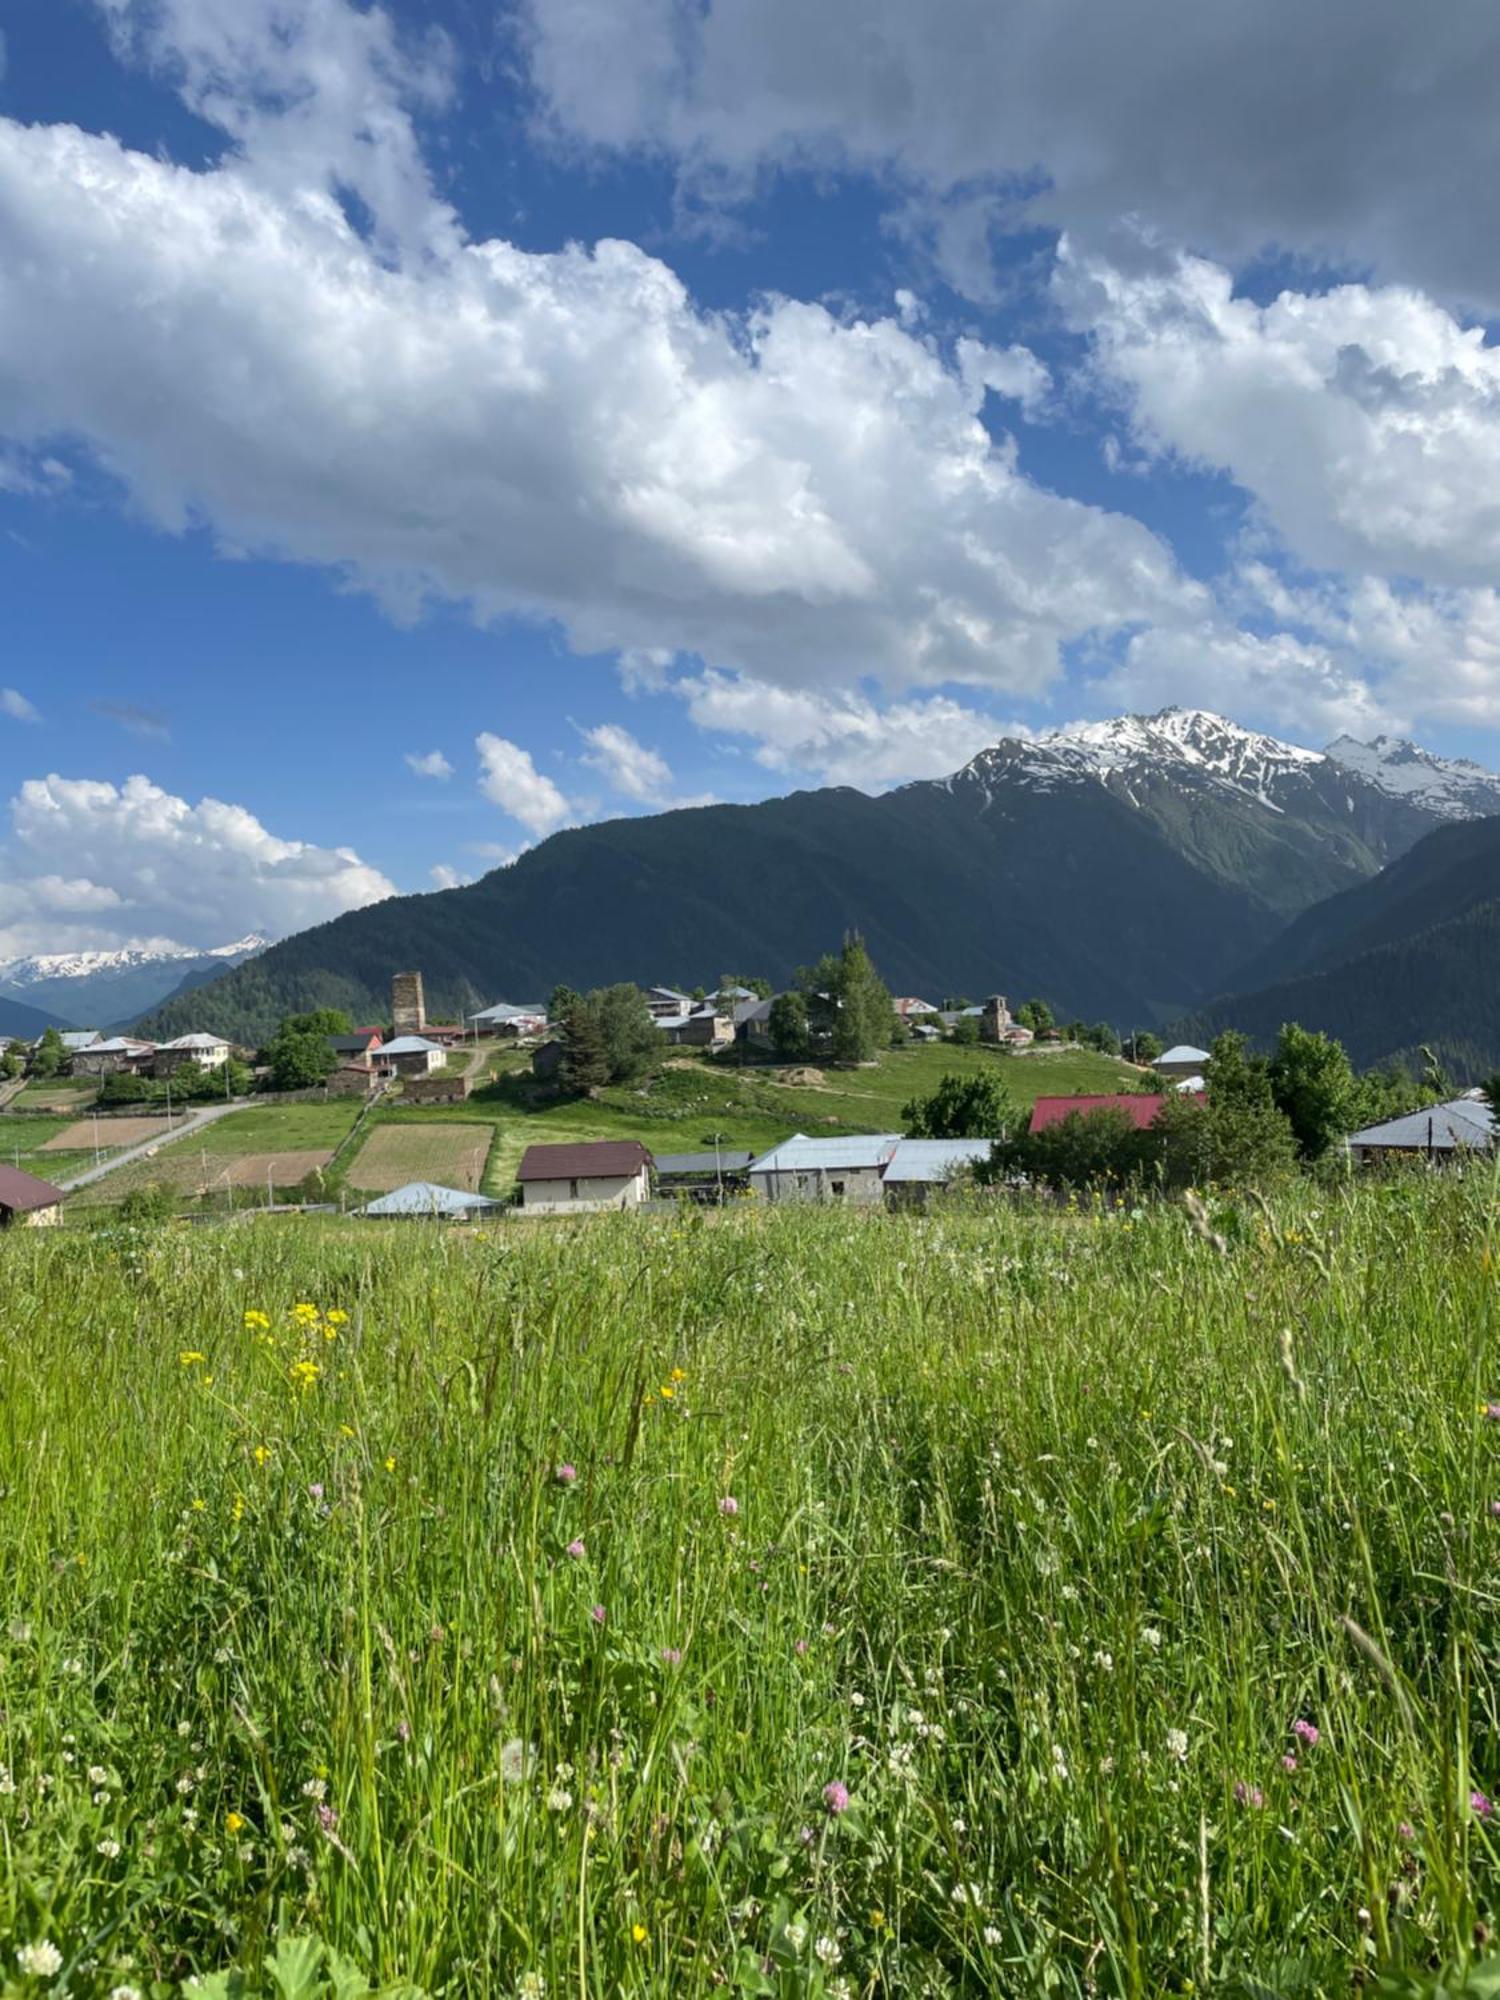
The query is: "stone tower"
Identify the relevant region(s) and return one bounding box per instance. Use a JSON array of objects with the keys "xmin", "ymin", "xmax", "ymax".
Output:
[
  {"xmin": 392, "ymin": 970, "xmax": 426, "ymax": 1036},
  {"xmin": 980, "ymin": 994, "xmax": 1011, "ymax": 1043}
]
